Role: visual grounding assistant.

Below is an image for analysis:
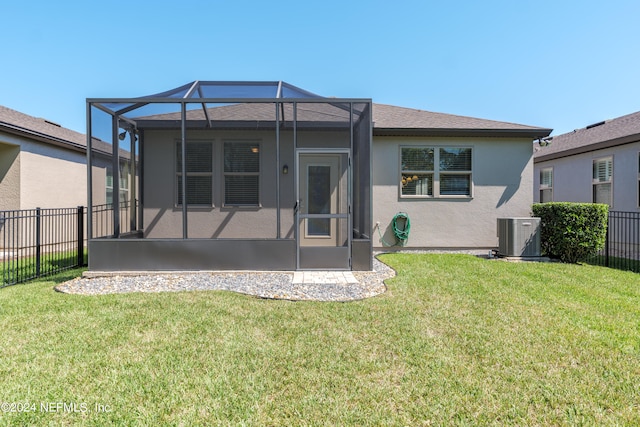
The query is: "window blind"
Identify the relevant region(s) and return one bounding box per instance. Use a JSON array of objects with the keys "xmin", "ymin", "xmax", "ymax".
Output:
[
  {"xmin": 440, "ymin": 175, "xmax": 471, "ymax": 195},
  {"xmin": 224, "ymin": 142, "xmax": 260, "ymax": 206},
  {"xmin": 540, "ymin": 169, "xmax": 553, "ymax": 187},
  {"xmin": 176, "ymin": 142, "xmax": 213, "ymax": 206},
  {"xmin": 401, "ymin": 147, "xmax": 434, "ymax": 171},
  {"xmin": 224, "ymin": 142, "xmax": 259, "ymax": 173},
  {"xmin": 440, "ymin": 148, "xmax": 471, "ymax": 171},
  {"xmin": 593, "ymin": 183, "xmax": 612, "ymax": 204},
  {"xmin": 592, "ymin": 158, "xmax": 612, "ymax": 182},
  {"xmin": 177, "ymin": 142, "xmax": 213, "ymax": 173}
]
